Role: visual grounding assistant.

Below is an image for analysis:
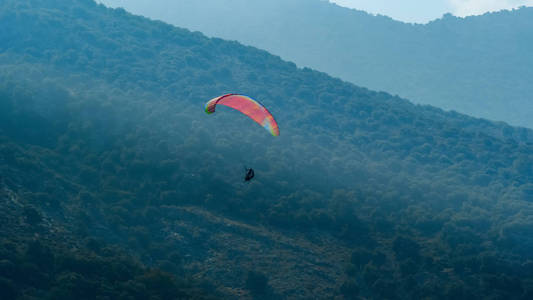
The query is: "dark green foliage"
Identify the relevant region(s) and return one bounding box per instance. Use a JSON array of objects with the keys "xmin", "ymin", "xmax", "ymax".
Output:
[
  {"xmin": 340, "ymin": 279, "xmax": 360, "ymax": 299},
  {"xmin": 0, "ymin": 234, "xmax": 214, "ymax": 300},
  {"xmin": 23, "ymin": 205, "xmax": 42, "ymax": 225},
  {"xmin": 0, "ymin": 0, "xmax": 532, "ymax": 299},
  {"xmin": 0, "ymin": 277, "xmax": 18, "ymax": 300},
  {"xmin": 245, "ymin": 271, "xmax": 272, "ymax": 298},
  {"xmin": 392, "ymin": 237, "xmax": 421, "ymax": 261},
  {"xmin": 350, "ymin": 249, "xmax": 386, "ymax": 269}
]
